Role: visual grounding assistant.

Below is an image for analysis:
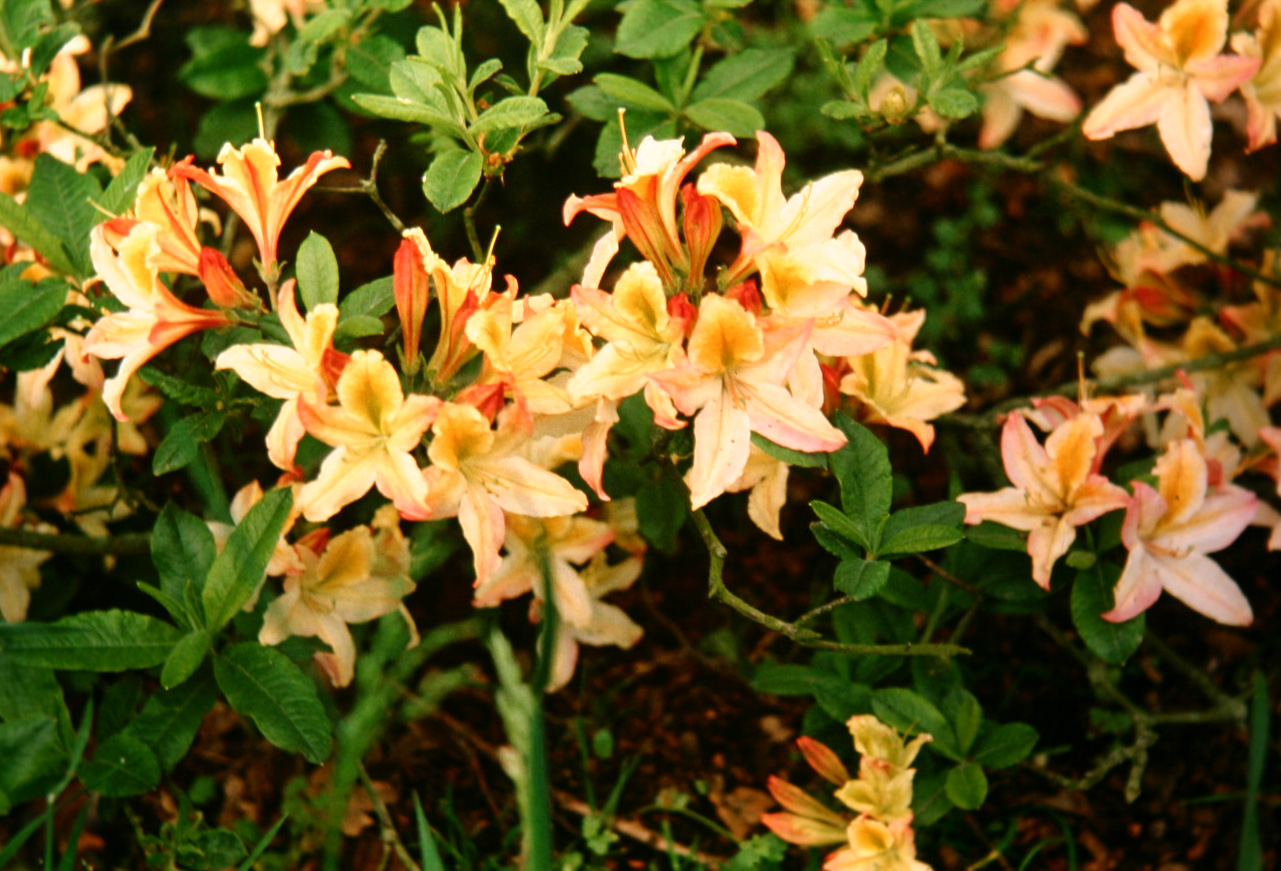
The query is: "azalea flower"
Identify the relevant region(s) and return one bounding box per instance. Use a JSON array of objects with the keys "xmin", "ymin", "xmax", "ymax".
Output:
[
  {"xmin": 296, "ymin": 350, "xmax": 440, "ymax": 522},
  {"xmin": 83, "ymin": 223, "xmax": 233, "ymax": 421},
  {"xmin": 172, "ymin": 138, "xmax": 349, "ymax": 272},
  {"xmin": 826, "ymin": 817, "xmax": 932, "ymax": 871},
  {"xmin": 1232, "ymin": 0, "xmax": 1281, "ymax": 151},
  {"xmin": 422, "ymin": 403, "xmax": 588, "ymax": 585},
  {"xmin": 1105, "ymin": 439, "xmax": 1257, "ymax": 624},
  {"xmin": 216, "ymin": 281, "xmax": 346, "ymax": 470},
  {"xmin": 698, "ymin": 131, "xmax": 868, "ymax": 316},
  {"xmin": 1081, "ymin": 0, "xmax": 1260, "ymax": 181},
  {"xmin": 0, "ymin": 473, "xmax": 54, "ymax": 623},
  {"xmin": 959, "ymin": 410, "xmax": 1131, "ymax": 588},
  {"xmin": 652, "ymin": 295, "xmax": 847, "ymax": 510},
  {"xmin": 259, "ymin": 506, "xmax": 417, "ymax": 686},
  {"xmin": 838, "ymin": 309, "xmax": 966, "ymax": 451}
]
